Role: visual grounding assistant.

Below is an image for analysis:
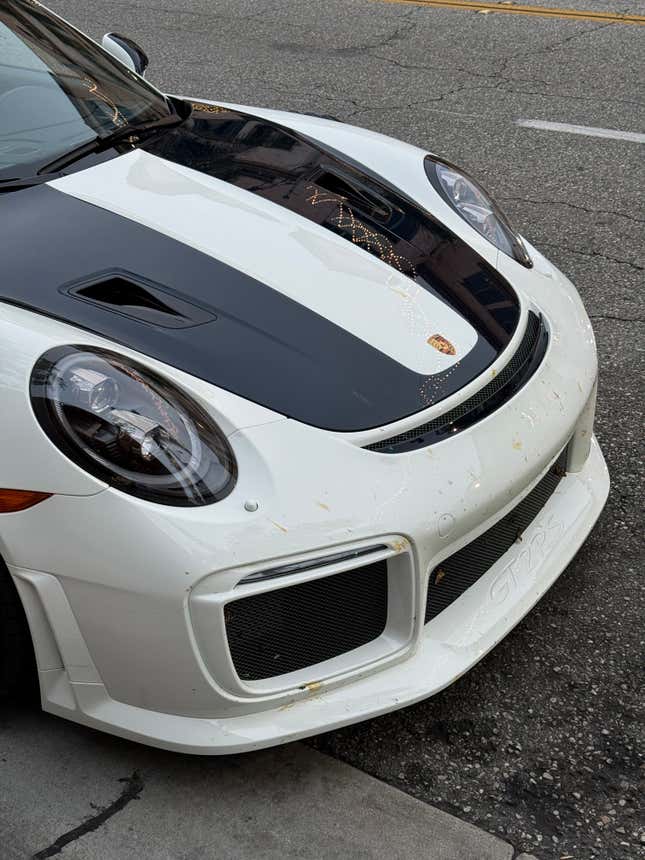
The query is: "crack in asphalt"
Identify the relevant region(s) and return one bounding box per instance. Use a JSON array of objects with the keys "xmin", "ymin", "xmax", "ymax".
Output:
[
  {"xmin": 242, "ymin": 9, "xmax": 640, "ymax": 118},
  {"xmin": 348, "ymin": 7, "xmax": 419, "ymax": 53},
  {"xmin": 496, "ymin": 19, "xmax": 616, "ymax": 74},
  {"xmin": 359, "ymin": 56, "xmax": 643, "ymax": 111},
  {"xmin": 589, "ymin": 313, "xmax": 644, "ymax": 324},
  {"xmin": 364, "ymin": 54, "xmax": 644, "ymax": 109},
  {"xmin": 499, "ymin": 197, "xmax": 645, "ymax": 226},
  {"xmin": 502, "ymin": 85, "xmax": 644, "ymax": 109},
  {"xmin": 538, "ymin": 241, "xmax": 644, "ymax": 272},
  {"xmin": 366, "ymin": 52, "xmax": 549, "ymax": 89},
  {"xmin": 344, "ymin": 81, "xmax": 504, "ymax": 119},
  {"xmin": 358, "ymin": 19, "xmax": 643, "ymax": 111},
  {"xmin": 243, "ymin": 77, "xmax": 363, "ymax": 111},
  {"xmin": 32, "ymin": 772, "xmax": 144, "ymax": 859}
]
